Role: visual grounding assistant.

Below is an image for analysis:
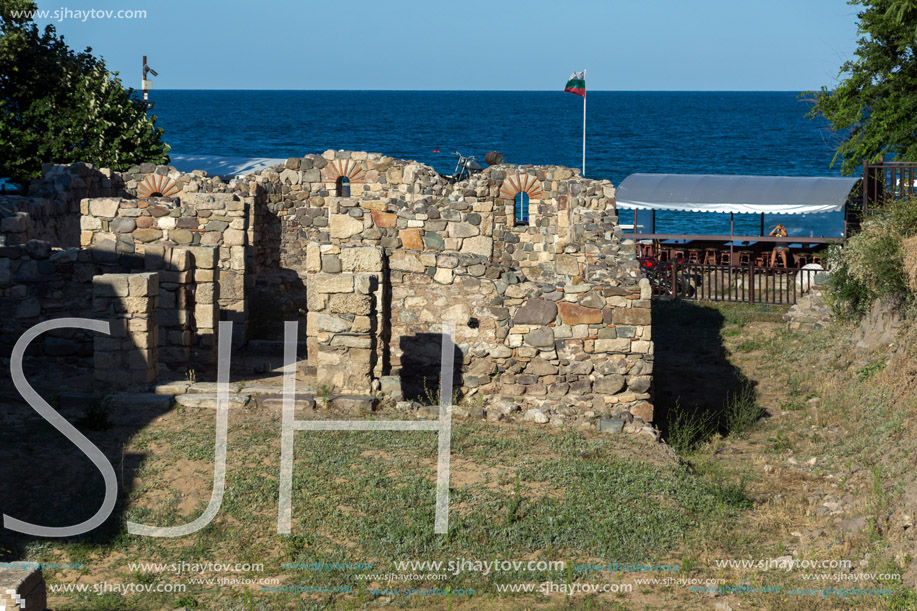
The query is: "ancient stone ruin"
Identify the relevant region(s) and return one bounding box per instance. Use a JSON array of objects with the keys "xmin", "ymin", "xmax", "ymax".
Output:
[{"xmin": 0, "ymin": 151, "xmax": 654, "ymax": 429}]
